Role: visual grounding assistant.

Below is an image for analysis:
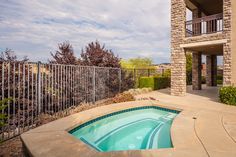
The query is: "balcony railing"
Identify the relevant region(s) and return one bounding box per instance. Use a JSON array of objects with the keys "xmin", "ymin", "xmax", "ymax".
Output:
[{"xmin": 186, "ymin": 13, "xmax": 223, "ymax": 37}]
